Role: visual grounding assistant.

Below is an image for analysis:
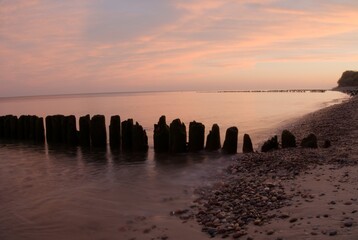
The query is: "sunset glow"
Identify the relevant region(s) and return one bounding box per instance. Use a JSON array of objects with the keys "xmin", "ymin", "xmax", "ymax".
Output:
[{"xmin": 1, "ymin": 0, "xmax": 358, "ymax": 97}]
